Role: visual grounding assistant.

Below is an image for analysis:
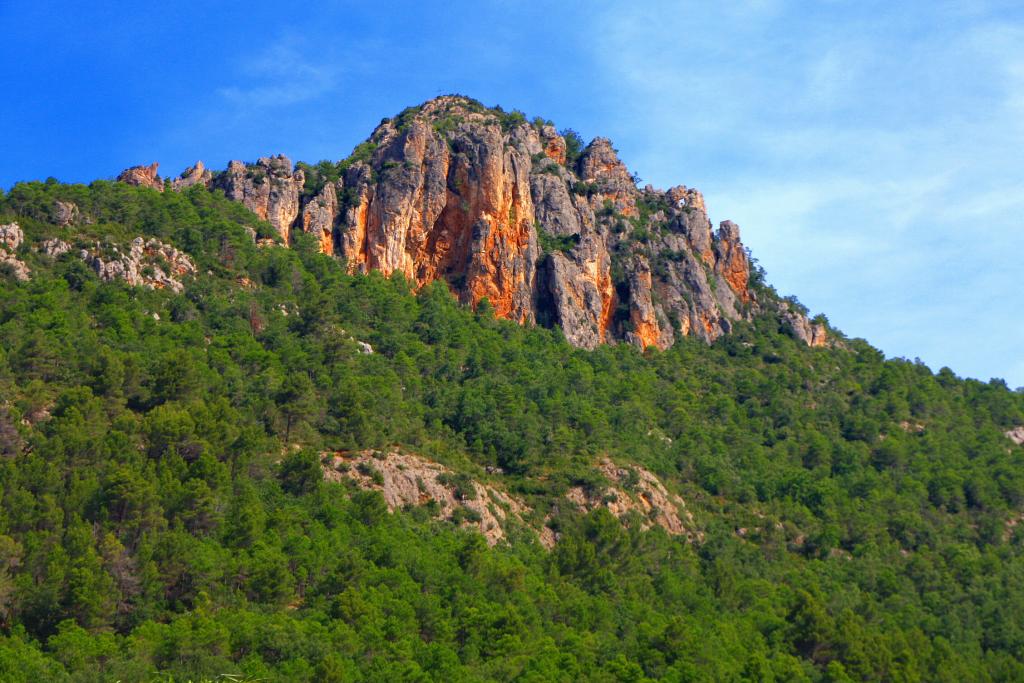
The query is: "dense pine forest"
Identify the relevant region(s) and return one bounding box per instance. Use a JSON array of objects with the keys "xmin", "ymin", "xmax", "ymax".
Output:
[{"xmin": 0, "ymin": 178, "xmax": 1023, "ymax": 681}]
